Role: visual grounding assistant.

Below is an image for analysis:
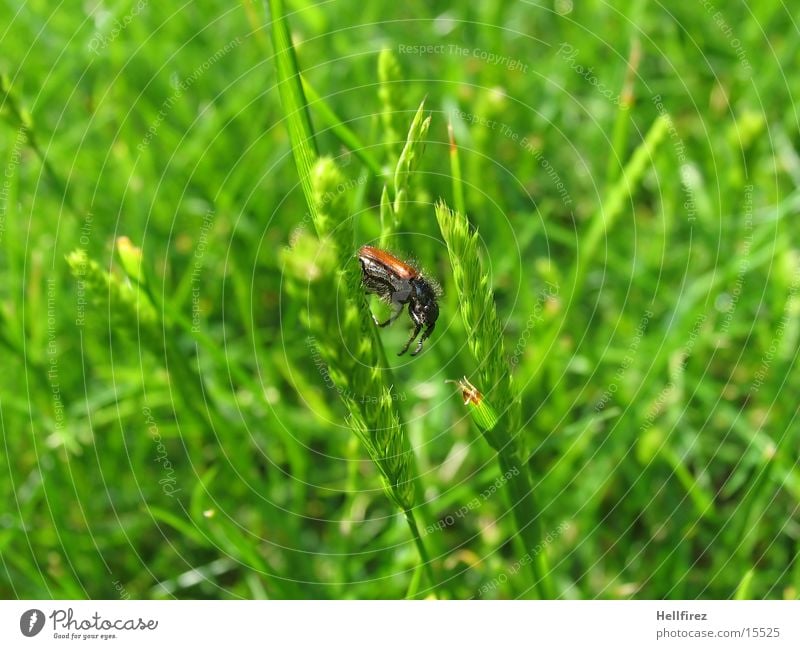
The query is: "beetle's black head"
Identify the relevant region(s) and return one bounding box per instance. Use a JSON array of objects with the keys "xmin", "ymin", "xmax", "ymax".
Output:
[{"xmin": 408, "ymin": 277, "xmax": 439, "ymax": 327}]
